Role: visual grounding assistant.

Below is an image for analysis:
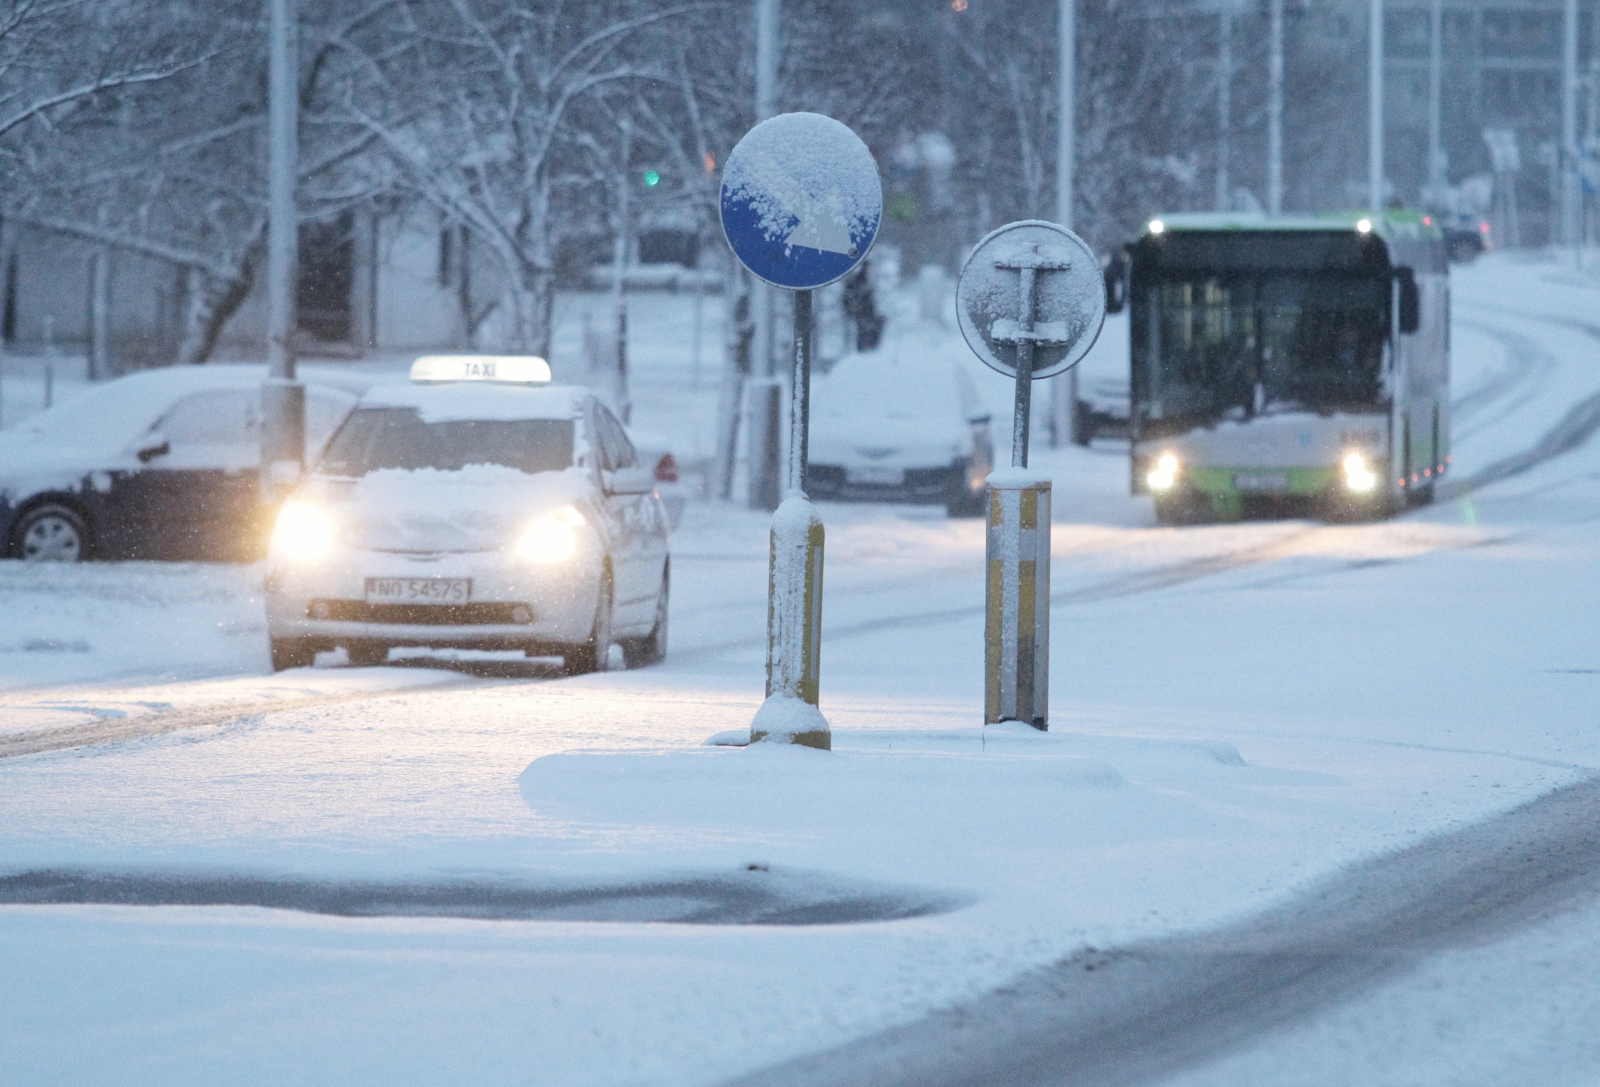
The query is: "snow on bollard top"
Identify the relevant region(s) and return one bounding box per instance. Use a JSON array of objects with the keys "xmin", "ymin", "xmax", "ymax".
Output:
[
  {"xmin": 720, "ymin": 112, "xmax": 882, "ymax": 291},
  {"xmin": 956, "ymin": 219, "xmax": 1106, "ymax": 380}
]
